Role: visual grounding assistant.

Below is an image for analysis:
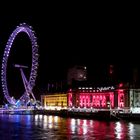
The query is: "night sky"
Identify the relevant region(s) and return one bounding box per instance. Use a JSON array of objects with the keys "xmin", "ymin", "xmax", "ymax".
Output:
[{"xmin": 0, "ymin": 5, "xmax": 139, "ymax": 103}]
